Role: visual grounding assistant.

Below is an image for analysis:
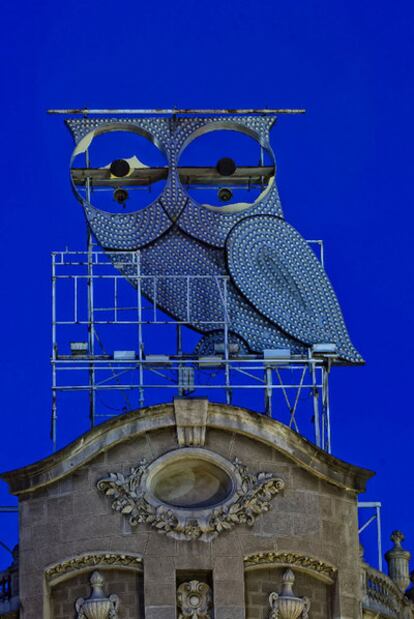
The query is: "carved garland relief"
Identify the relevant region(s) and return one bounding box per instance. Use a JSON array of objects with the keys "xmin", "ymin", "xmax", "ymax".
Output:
[
  {"xmin": 244, "ymin": 551, "xmax": 336, "ymax": 583},
  {"xmin": 96, "ymin": 447, "xmax": 285, "ymax": 541},
  {"xmin": 45, "ymin": 553, "xmax": 143, "ymax": 584}
]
